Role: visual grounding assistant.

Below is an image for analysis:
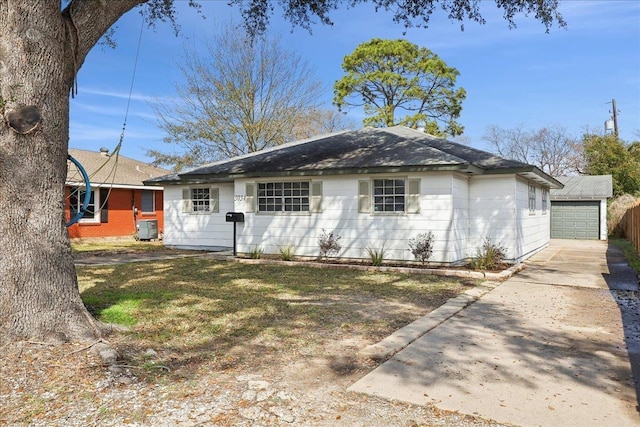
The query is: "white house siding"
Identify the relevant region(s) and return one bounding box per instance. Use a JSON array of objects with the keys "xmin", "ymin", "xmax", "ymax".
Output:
[
  {"xmin": 599, "ymin": 199, "xmax": 608, "ymax": 240},
  {"xmin": 515, "ymin": 178, "xmax": 551, "ymax": 262},
  {"xmin": 163, "ymin": 184, "xmax": 235, "ymax": 249},
  {"xmin": 233, "ymin": 173, "xmax": 471, "ymax": 264},
  {"xmin": 466, "ymin": 176, "xmax": 549, "ymax": 263},
  {"xmin": 468, "ymin": 175, "xmax": 517, "ymax": 260},
  {"xmin": 450, "ymin": 174, "xmax": 470, "ymax": 263},
  {"xmin": 163, "ymin": 173, "xmax": 551, "ymax": 264}
]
